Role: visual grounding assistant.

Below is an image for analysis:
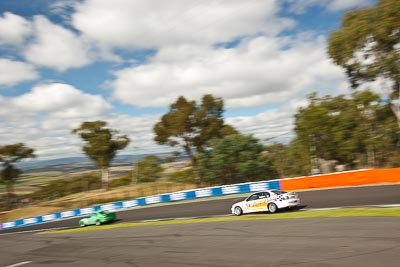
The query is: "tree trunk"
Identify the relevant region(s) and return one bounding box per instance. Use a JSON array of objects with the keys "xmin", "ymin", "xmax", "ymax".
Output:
[
  {"xmin": 389, "ymin": 80, "xmax": 400, "ymax": 128},
  {"xmin": 101, "ymin": 168, "xmax": 109, "ymax": 190},
  {"xmin": 6, "ymin": 183, "xmax": 15, "ymax": 209},
  {"xmin": 389, "ymin": 100, "xmax": 400, "ymax": 128},
  {"xmin": 183, "ymin": 141, "xmax": 196, "ymax": 166}
]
